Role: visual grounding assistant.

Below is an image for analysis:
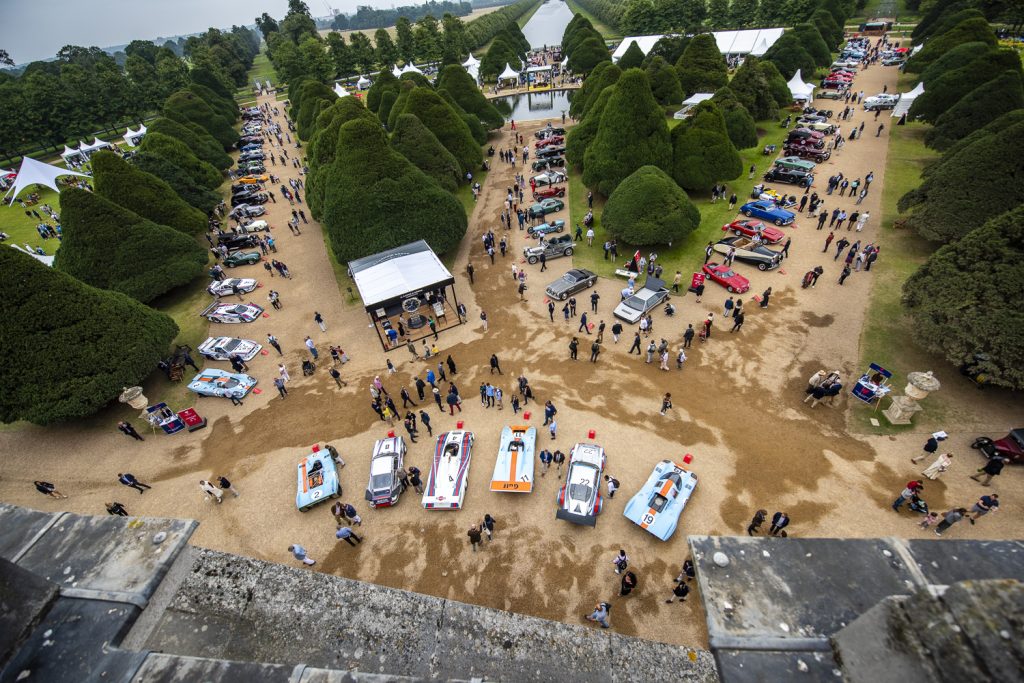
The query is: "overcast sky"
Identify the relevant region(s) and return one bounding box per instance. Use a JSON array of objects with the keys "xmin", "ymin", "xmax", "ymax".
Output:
[{"xmin": 1, "ymin": 0, "xmax": 395, "ymax": 64}]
